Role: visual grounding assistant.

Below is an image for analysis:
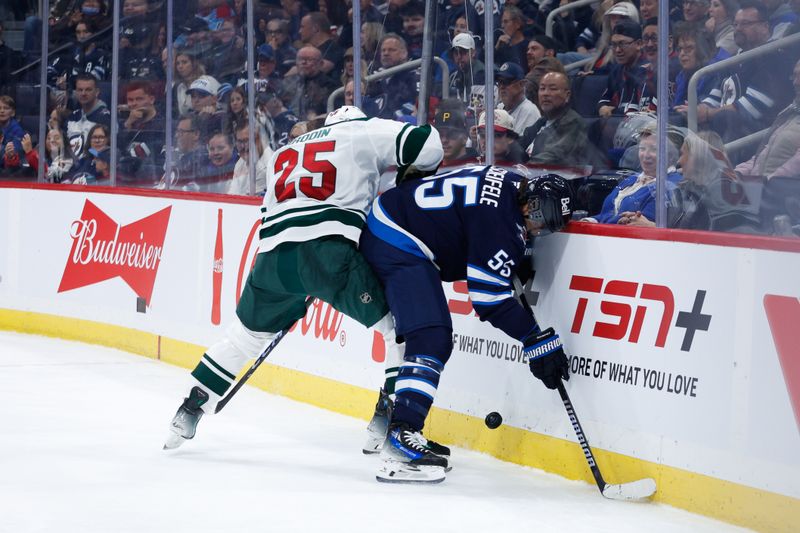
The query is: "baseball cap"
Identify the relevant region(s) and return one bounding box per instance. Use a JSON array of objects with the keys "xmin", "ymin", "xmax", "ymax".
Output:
[
  {"xmin": 612, "ymin": 19, "xmax": 643, "ymax": 41},
  {"xmin": 495, "ymin": 62, "xmax": 524, "ymax": 82},
  {"xmin": 434, "ymin": 108, "xmax": 467, "ymax": 132},
  {"xmin": 257, "ymin": 43, "xmax": 275, "ymax": 60},
  {"xmin": 451, "ymin": 33, "xmax": 475, "ymax": 51},
  {"xmin": 605, "ymin": 2, "xmax": 638, "ymax": 18},
  {"xmin": 478, "ymin": 109, "xmax": 516, "ymax": 136},
  {"xmin": 187, "ymin": 75, "xmax": 221, "ymax": 96}
]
